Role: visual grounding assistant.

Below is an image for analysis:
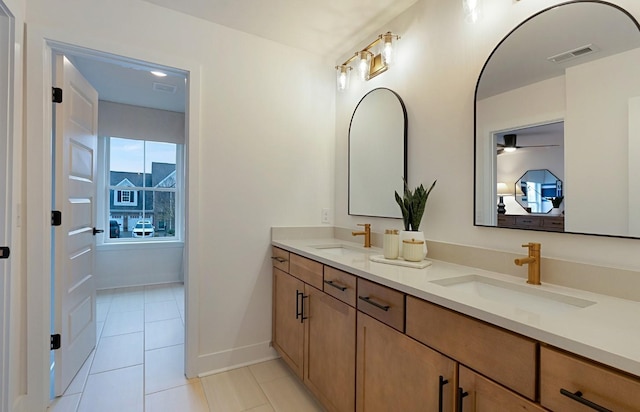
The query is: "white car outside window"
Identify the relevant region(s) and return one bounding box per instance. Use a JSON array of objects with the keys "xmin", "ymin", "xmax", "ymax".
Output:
[{"xmin": 132, "ymin": 220, "xmax": 155, "ymax": 238}]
